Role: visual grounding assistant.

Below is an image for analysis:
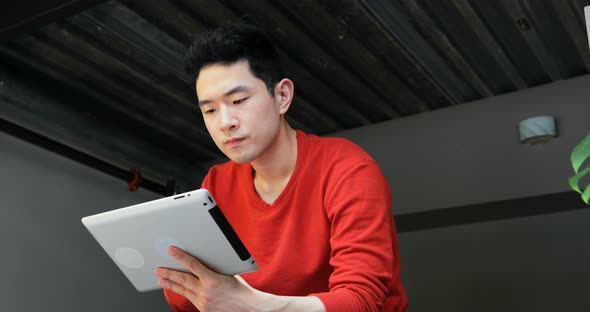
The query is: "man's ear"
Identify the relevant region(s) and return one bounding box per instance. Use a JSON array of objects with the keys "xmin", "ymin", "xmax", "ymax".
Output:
[{"xmin": 274, "ymin": 78, "xmax": 294, "ymax": 114}]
